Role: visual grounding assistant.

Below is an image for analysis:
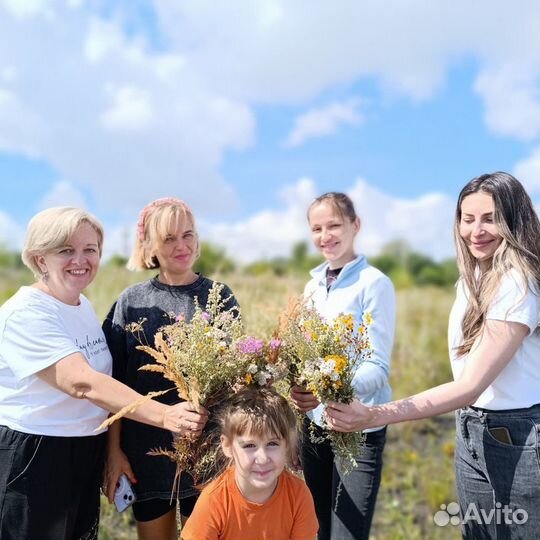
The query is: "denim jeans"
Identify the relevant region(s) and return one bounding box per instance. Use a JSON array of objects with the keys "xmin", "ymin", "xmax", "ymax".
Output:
[
  {"xmin": 301, "ymin": 419, "xmax": 386, "ymax": 540},
  {"xmin": 455, "ymin": 404, "xmax": 540, "ymax": 540}
]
